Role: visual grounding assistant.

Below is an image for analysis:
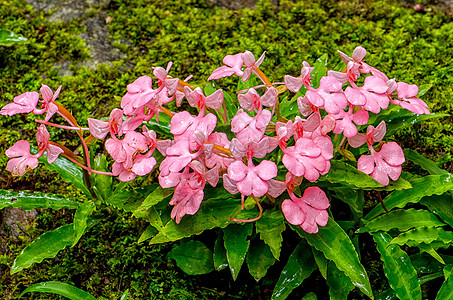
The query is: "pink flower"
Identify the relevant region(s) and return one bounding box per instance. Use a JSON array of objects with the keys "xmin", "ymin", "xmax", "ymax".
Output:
[
  {"xmin": 348, "ymin": 121, "xmax": 386, "ymax": 148},
  {"xmin": 88, "ymin": 108, "xmax": 124, "ymax": 140},
  {"xmin": 282, "ymin": 186, "xmax": 330, "ymax": 234},
  {"xmin": 159, "ymin": 140, "xmax": 199, "ymax": 177},
  {"xmin": 112, "ymin": 154, "xmax": 157, "ymax": 182},
  {"xmin": 208, "ymin": 53, "xmax": 244, "ymax": 81},
  {"xmin": 282, "ymin": 136, "xmax": 333, "ymax": 182},
  {"xmin": 344, "ymin": 76, "xmax": 390, "ymax": 114},
  {"xmin": 36, "ymin": 125, "xmax": 64, "ymax": 163},
  {"xmin": 153, "ymin": 62, "xmax": 179, "ymax": 95},
  {"xmin": 121, "ymin": 76, "xmax": 158, "ymax": 115},
  {"xmin": 39, "ymin": 85, "xmax": 62, "ymax": 121},
  {"xmin": 224, "ymin": 159, "xmax": 278, "ymax": 197},
  {"xmin": 241, "ymin": 50, "xmax": 266, "ymax": 82},
  {"xmin": 392, "ymin": 82, "xmax": 430, "ymax": 115},
  {"xmin": 184, "ymin": 86, "xmax": 224, "ymax": 112},
  {"xmin": 357, "ymin": 142, "xmax": 405, "ymax": 186},
  {"xmin": 238, "ymin": 87, "xmax": 278, "ymax": 111},
  {"xmin": 0, "ymin": 91, "xmax": 39, "ymax": 116},
  {"xmin": 204, "ymin": 132, "xmax": 235, "ymax": 170},
  {"xmin": 284, "ymin": 61, "xmax": 314, "ymax": 93},
  {"xmin": 303, "ymin": 76, "xmax": 348, "ymax": 115},
  {"xmin": 5, "ymin": 140, "xmax": 39, "ymax": 176},
  {"xmin": 231, "ymin": 109, "xmax": 272, "ymax": 144},
  {"xmin": 164, "ymin": 161, "xmax": 219, "ymax": 223},
  {"xmin": 332, "ymin": 106, "xmax": 369, "ymax": 138},
  {"xmin": 105, "ymin": 131, "xmax": 148, "ymax": 169}
]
